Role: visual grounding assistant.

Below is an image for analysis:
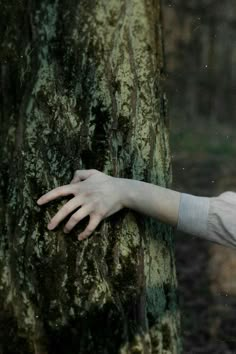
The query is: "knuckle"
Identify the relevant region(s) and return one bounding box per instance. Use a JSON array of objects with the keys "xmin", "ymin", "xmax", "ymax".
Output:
[
  {"xmin": 58, "ymin": 185, "xmax": 65, "ymax": 191},
  {"xmin": 52, "ymin": 189, "xmax": 59, "ymax": 197},
  {"xmin": 97, "ymin": 211, "xmax": 105, "ymax": 219},
  {"xmin": 92, "ymin": 199, "xmax": 99, "ymax": 209},
  {"xmin": 96, "ymin": 208, "xmax": 105, "ymax": 218},
  {"xmin": 95, "ymin": 209, "xmax": 103, "ymax": 218},
  {"xmin": 71, "ymin": 185, "xmax": 79, "ymax": 195},
  {"xmin": 71, "ymin": 214, "xmax": 78, "ymax": 222},
  {"xmin": 90, "ymin": 208, "xmax": 102, "ymax": 219},
  {"xmin": 84, "ymin": 191, "xmax": 92, "ymax": 198},
  {"xmin": 63, "ymin": 205, "xmax": 70, "ymax": 213},
  {"xmin": 55, "ymin": 186, "xmax": 64, "ymax": 196}
]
